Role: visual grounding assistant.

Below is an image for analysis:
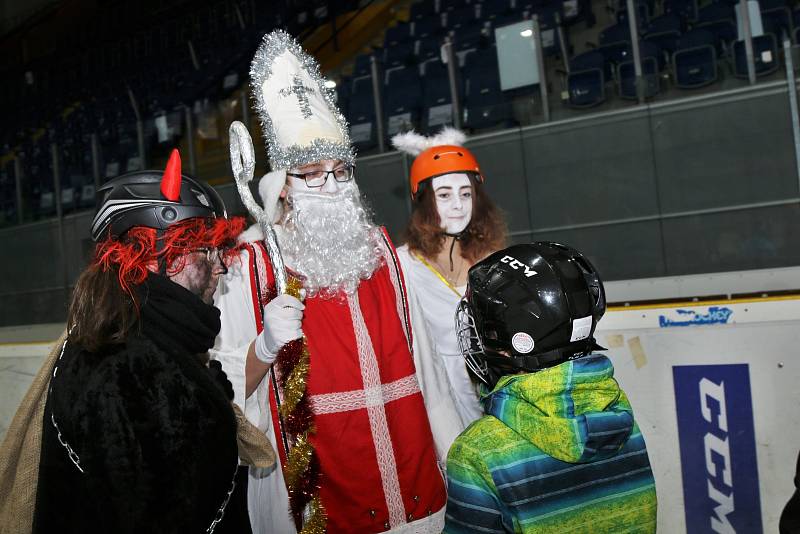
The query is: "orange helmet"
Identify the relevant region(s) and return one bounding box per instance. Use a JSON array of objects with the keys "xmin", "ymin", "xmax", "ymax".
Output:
[{"xmin": 409, "ymin": 145, "xmax": 483, "ymax": 199}]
